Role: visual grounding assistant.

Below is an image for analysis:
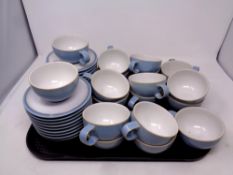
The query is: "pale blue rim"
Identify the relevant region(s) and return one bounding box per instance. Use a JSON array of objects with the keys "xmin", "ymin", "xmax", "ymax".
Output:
[
  {"xmin": 26, "ymin": 98, "xmax": 92, "ymax": 122},
  {"xmin": 46, "ymin": 48, "xmax": 97, "ymax": 72},
  {"xmin": 23, "ymin": 77, "xmax": 92, "ymax": 118}
]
